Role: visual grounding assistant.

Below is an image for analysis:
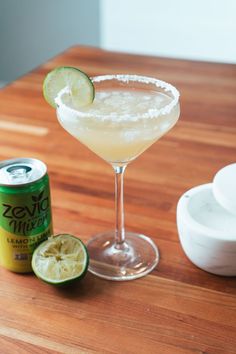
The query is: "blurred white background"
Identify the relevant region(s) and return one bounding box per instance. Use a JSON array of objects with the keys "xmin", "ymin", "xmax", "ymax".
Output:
[
  {"xmin": 101, "ymin": 0, "xmax": 236, "ymax": 63},
  {"xmin": 0, "ymin": 0, "xmax": 235, "ymax": 86}
]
